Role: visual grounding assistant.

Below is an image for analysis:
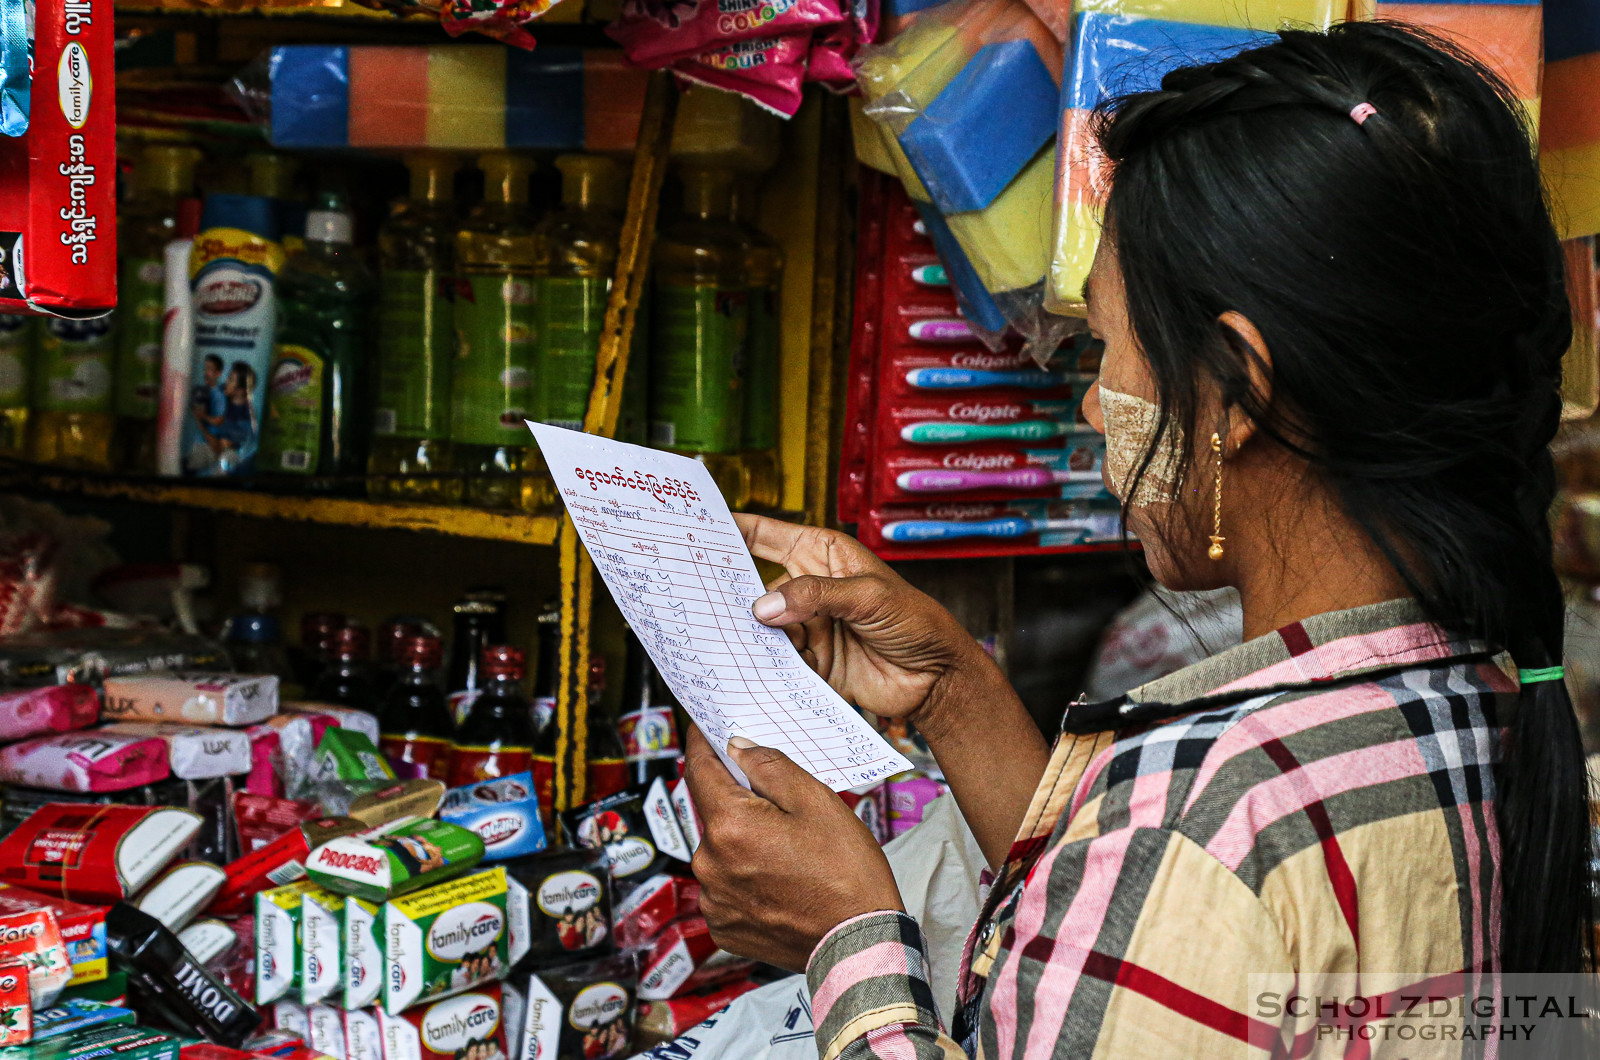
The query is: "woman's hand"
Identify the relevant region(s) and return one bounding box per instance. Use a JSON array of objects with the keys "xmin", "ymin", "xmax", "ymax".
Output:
[
  {"xmin": 735, "ymin": 513, "xmax": 983, "ymax": 723},
  {"xmin": 684, "ymin": 725, "xmax": 904, "ymax": 972}
]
